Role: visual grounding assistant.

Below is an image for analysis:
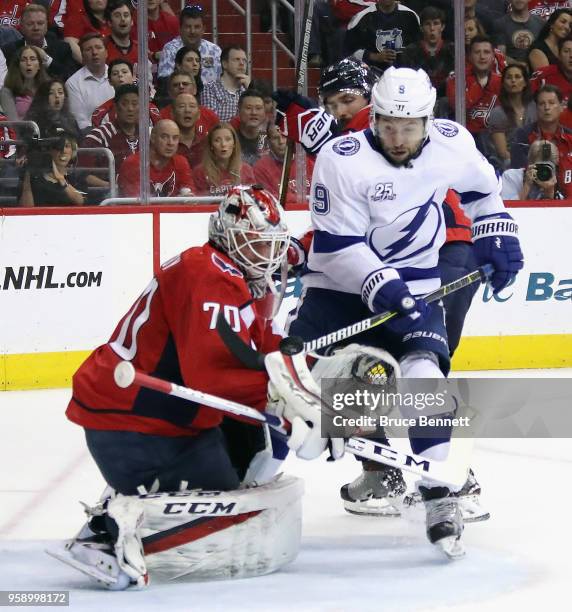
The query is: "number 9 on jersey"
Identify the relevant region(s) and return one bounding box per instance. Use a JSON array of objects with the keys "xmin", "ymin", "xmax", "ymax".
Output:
[{"xmin": 312, "ymin": 184, "xmax": 330, "ymax": 215}]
